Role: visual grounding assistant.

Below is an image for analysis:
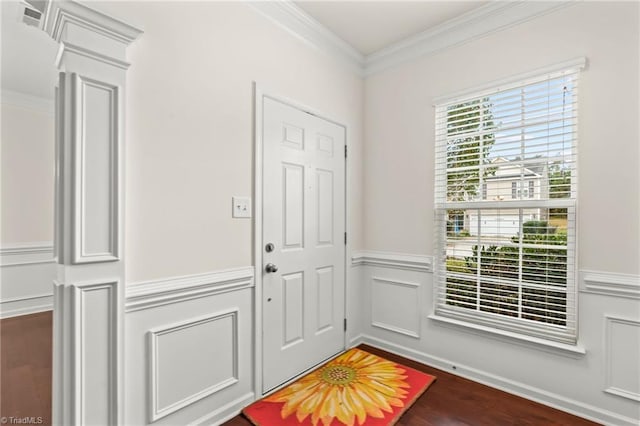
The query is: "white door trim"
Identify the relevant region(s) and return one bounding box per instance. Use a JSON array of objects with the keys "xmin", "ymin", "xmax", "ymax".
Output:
[{"xmin": 252, "ymin": 83, "xmax": 350, "ymax": 397}]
